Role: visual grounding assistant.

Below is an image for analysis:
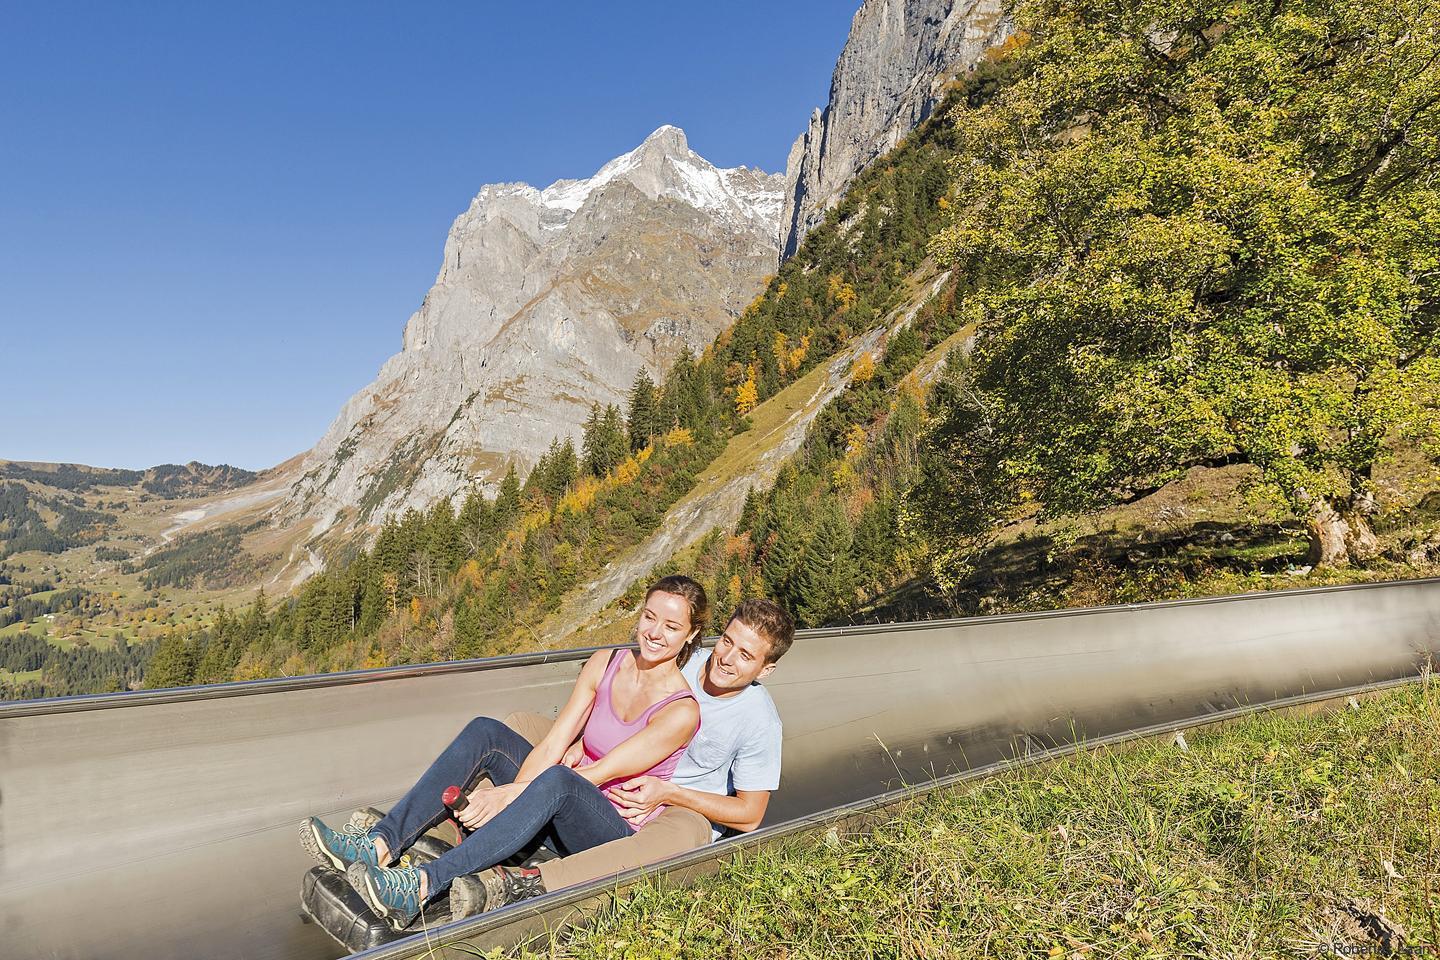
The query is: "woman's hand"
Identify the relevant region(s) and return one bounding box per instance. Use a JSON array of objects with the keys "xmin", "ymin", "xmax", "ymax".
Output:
[
  {"xmin": 561, "ymin": 739, "xmax": 585, "ymax": 768},
  {"xmin": 459, "ymin": 782, "xmax": 523, "ymax": 830},
  {"xmin": 607, "ymin": 775, "xmax": 673, "ymax": 826}
]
